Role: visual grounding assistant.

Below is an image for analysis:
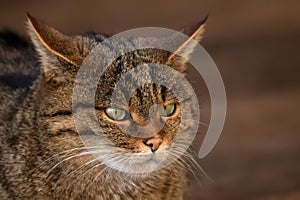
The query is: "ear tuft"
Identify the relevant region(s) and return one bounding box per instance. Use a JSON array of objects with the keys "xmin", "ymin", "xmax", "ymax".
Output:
[
  {"xmin": 26, "ymin": 13, "xmax": 88, "ymax": 82},
  {"xmin": 166, "ymin": 16, "xmax": 207, "ymax": 73},
  {"xmin": 180, "ymin": 16, "xmax": 207, "ymax": 40}
]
